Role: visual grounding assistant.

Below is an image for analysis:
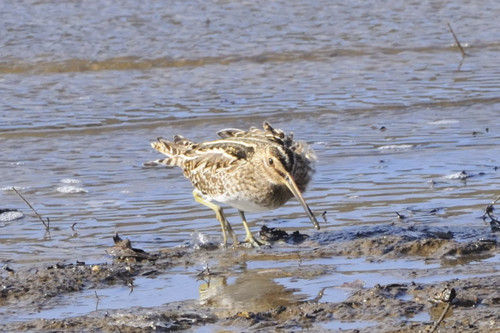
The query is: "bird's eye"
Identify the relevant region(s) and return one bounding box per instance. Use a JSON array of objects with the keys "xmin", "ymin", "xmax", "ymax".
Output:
[{"xmin": 268, "ymin": 158, "xmax": 274, "ymax": 165}]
